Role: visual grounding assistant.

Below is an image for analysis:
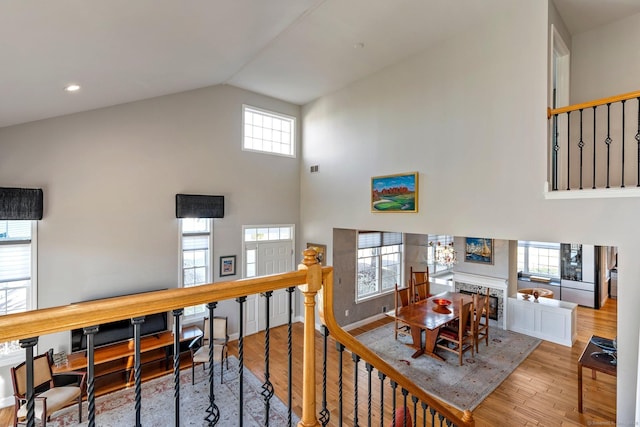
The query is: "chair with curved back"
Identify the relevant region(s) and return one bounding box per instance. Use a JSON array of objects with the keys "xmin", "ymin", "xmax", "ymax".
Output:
[
  {"xmin": 394, "ymin": 283, "xmax": 413, "ymax": 340},
  {"xmin": 189, "ymin": 316, "xmax": 229, "ymax": 384},
  {"xmin": 11, "ymin": 352, "xmax": 86, "ymax": 427},
  {"xmin": 473, "ymin": 288, "xmax": 490, "ymax": 352},
  {"xmin": 436, "ymin": 298, "xmax": 475, "ymax": 365},
  {"xmin": 410, "ymin": 266, "xmax": 430, "ymax": 302}
]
